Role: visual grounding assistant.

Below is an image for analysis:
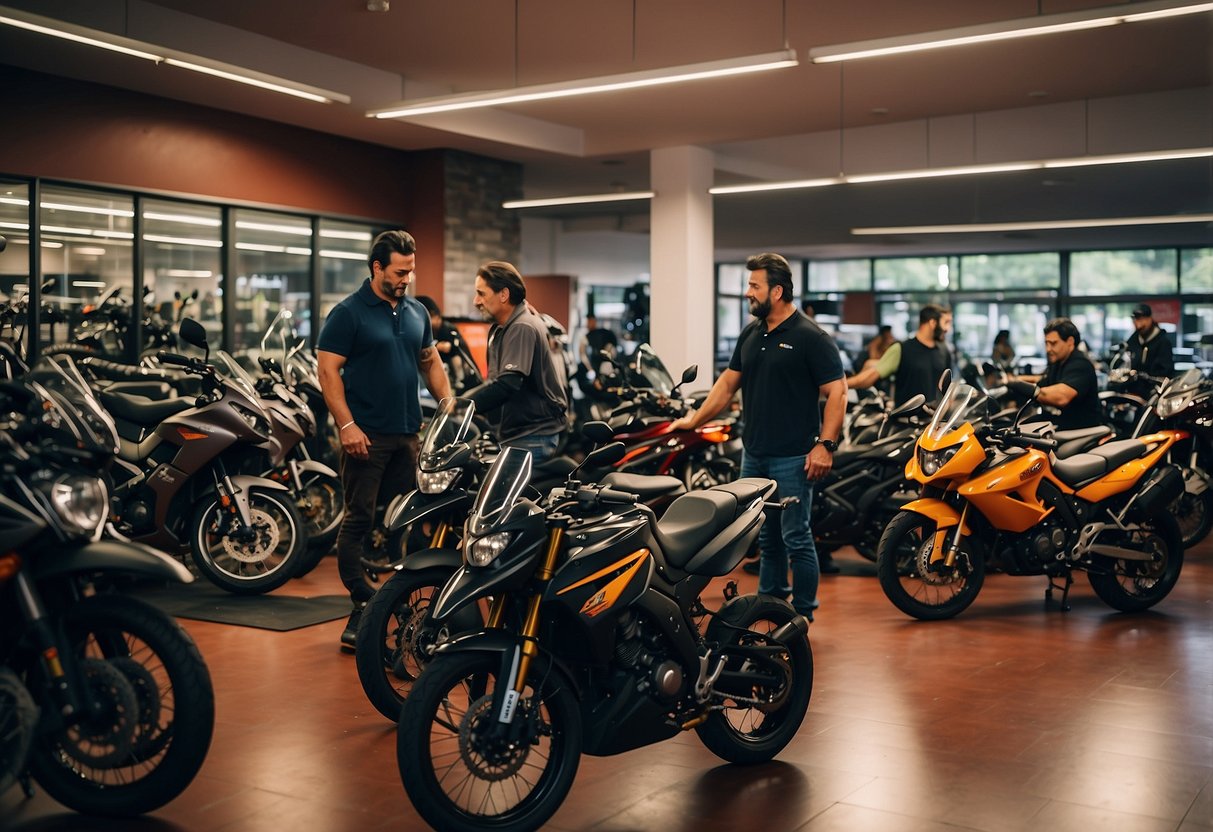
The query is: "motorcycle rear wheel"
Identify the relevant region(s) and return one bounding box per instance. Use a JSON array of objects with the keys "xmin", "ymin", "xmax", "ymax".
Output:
[
  {"xmin": 697, "ymin": 595, "xmax": 812, "ymax": 764},
  {"xmin": 1087, "ymin": 512, "xmax": 1183, "ymax": 612},
  {"xmin": 1172, "ymin": 487, "xmax": 1212, "ymax": 550},
  {"xmin": 25, "ymin": 596, "xmax": 214, "ymax": 816},
  {"xmin": 398, "ymin": 651, "xmax": 582, "ymax": 832},
  {"xmin": 291, "ymin": 473, "xmax": 345, "ymax": 577},
  {"xmin": 190, "ymin": 488, "xmax": 304, "ymax": 594},
  {"xmin": 876, "ymin": 510, "xmax": 985, "ymax": 620},
  {"xmin": 0, "ymin": 667, "xmax": 37, "ymax": 796}
]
